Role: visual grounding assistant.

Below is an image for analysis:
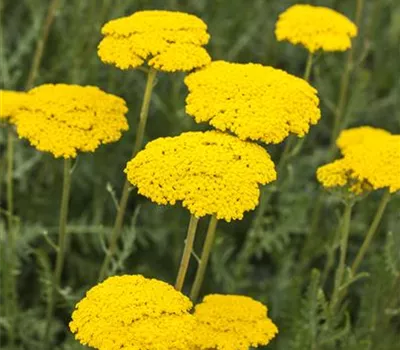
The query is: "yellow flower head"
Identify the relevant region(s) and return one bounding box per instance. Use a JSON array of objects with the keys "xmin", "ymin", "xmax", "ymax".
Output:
[
  {"xmin": 316, "ymin": 158, "xmax": 370, "ymax": 195},
  {"xmin": 98, "ymin": 10, "xmax": 211, "ymax": 71},
  {"xmin": 337, "ymin": 126, "xmax": 392, "ymax": 155},
  {"xmin": 275, "ymin": 4, "xmax": 358, "ymax": 52},
  {"xmin": 344, "ymin": 135, "xmax": 400, "ymax": 193},
  {"xmin": 69, "ymin": 275, "xmax": 196, "ymax": 350},
  {"xmin": 194, "ymin": 294, "xmax": 278, "ymax": 350},
  {"xmin": 14, "ymin": 84, "xmax": 128, "ymax": 158},
  {"xmin": 125, "ymin": 131, "xmax": 277, "ymax": 221},
  {"xmin": 0, "ymin": 90, "xmax": 30, "ymax": 124},
  {"xmin": 184, "ymin": 61, "xmax": 320, "ymax": 144}
]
